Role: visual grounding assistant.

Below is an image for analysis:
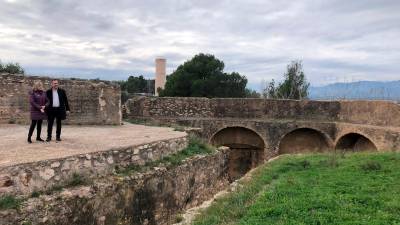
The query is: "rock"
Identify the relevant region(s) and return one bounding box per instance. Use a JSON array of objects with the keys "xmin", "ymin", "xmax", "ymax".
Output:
[
  {"xmin": 50, "ymin": 162, "xmax": 61, "ymax": 168},
  {"xmin": 84, "ymin": 160, "xmax": 92, "ymax": 168},
  {"xmin": 61, "ymin": 161, "xmax": 71, "ymax": 172},
  {"xmin": 98, "ymin": 216, "xmax": 106, "ymax": 225},
  {"xmin": 39, "ymin": 168, "xmax": 55, "ymax": 180},
  {"xmin": 19, "ymin": 170, "xmax": 32, "ymax": 186},
  {"xmin": 107, "ymin": 156, "xmax": 114, "ymax": 164}
]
